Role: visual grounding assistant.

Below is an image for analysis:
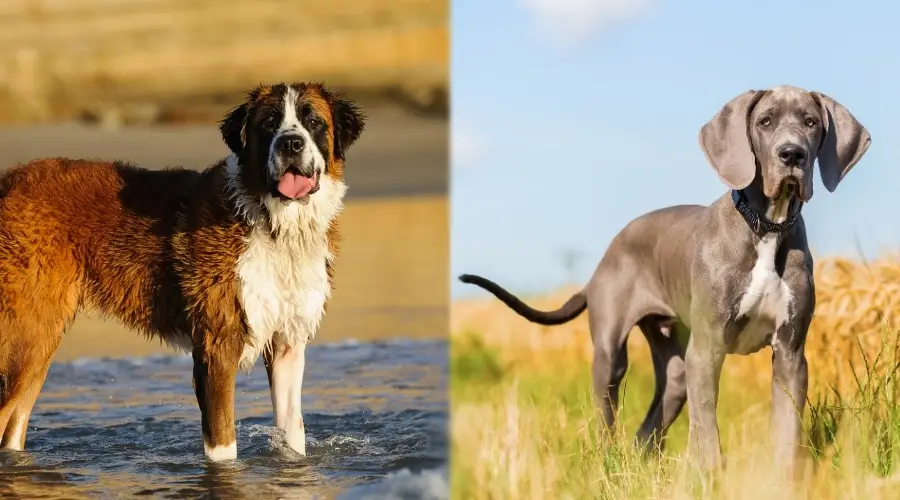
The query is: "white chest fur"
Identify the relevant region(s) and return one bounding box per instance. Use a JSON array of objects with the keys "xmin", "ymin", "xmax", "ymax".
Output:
[
  {"xmin": 732, "ymin": 233, "xmax": 794, "ymax": 354},
  {"xmin": 225, "ymin": 156, "xmax": 346, "ymax": 369},
  {"xmin": 236, "ymin": 225, "xmax": 331, "ymax": 368}
]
